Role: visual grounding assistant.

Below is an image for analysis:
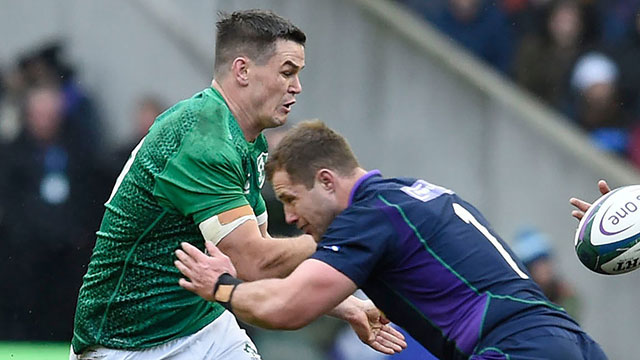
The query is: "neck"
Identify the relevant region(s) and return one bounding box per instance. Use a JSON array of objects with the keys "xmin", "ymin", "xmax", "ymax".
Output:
[
  {"xmin": 339, "ymin": 167, "xmax": 369, "ymax": 209},
  {"xmin": 212, "ymin": 79, "xmax": 261, "ymax": 142}
]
